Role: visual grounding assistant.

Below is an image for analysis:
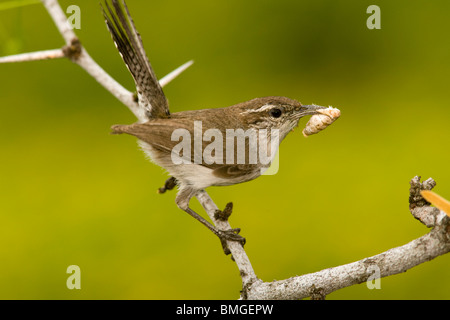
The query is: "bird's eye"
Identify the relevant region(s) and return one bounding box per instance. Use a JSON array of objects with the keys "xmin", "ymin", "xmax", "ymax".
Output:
[{"xmin": 269, "ymin": 108, "xmax": 282, "ymax": 118}]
